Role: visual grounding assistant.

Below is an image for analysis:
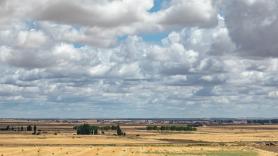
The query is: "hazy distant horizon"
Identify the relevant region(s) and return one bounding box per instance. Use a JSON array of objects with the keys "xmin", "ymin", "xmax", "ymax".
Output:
[
  {"xmin": 1, "ymin": 117, "xmax": 278, "ymax": 120},
  {"xmin": 0, "ymin": 0, "xmax": 278, "ymax": 118}
]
